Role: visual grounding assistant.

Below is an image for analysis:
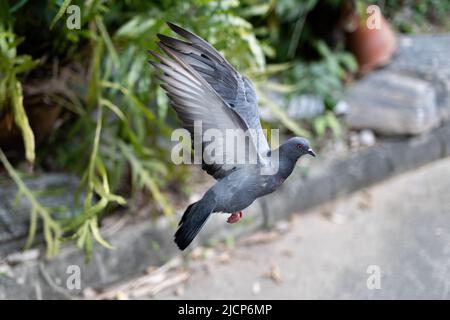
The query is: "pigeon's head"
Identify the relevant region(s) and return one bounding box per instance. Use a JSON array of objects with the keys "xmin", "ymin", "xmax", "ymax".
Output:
[{"xmin": 284, "ymin": 137, "xmax": 316, "ymax": 159}]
